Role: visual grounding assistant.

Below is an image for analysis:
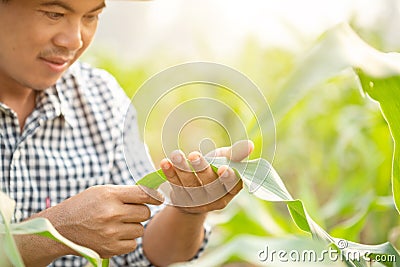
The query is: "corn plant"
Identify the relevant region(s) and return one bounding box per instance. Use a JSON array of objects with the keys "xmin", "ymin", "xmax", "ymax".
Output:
[
  {"xmin": 3, "ymin": 21, "xmax": 398, "ymax": 267},
  {"xmin": 0, "ymin": 191, "xmax": 106, "ymax": 267},
  {"xmin": 137, "ymin": 23, "xmax": 400, "ymax": 266}
]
